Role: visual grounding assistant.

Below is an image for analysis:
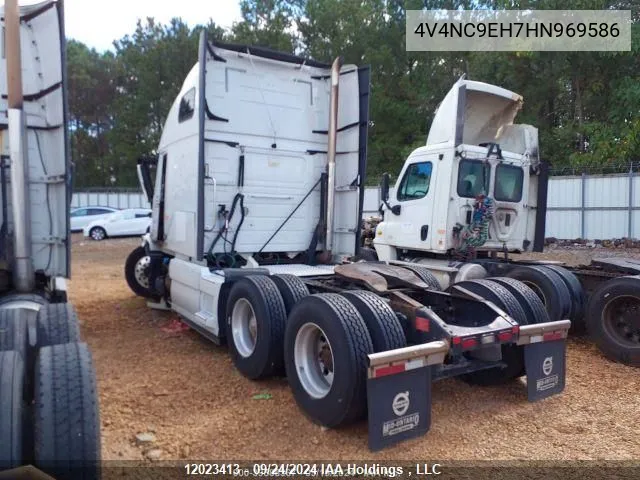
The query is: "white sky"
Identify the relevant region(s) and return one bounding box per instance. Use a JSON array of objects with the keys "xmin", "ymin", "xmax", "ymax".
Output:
[{"xmin": 4, "ymin": 0, "xmax": 243, "ymax": 52}]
